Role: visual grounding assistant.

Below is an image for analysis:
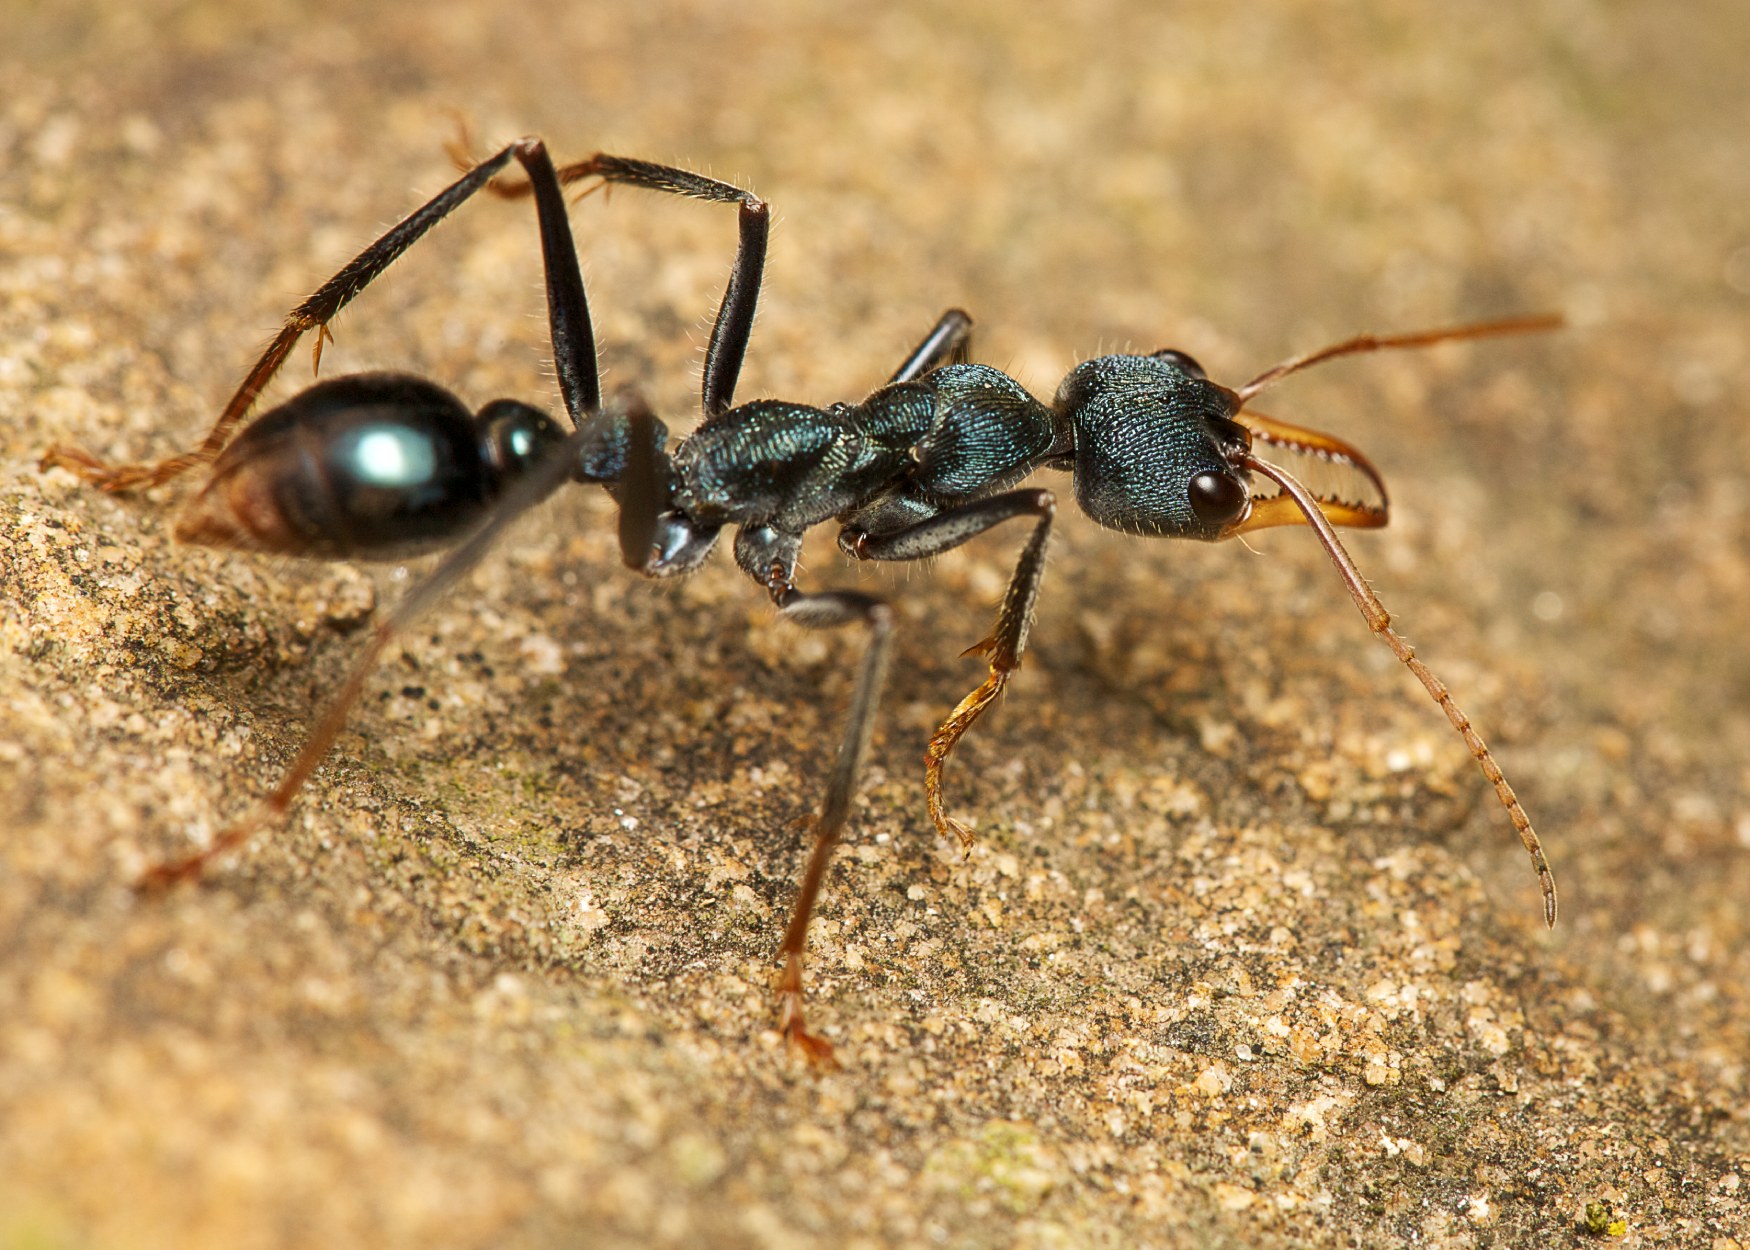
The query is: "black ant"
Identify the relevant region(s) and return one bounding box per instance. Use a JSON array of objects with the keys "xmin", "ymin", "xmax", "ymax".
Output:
[{"xmin": 43, "ymin": 137, "xmax": 1560, "ymax": 1062}]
